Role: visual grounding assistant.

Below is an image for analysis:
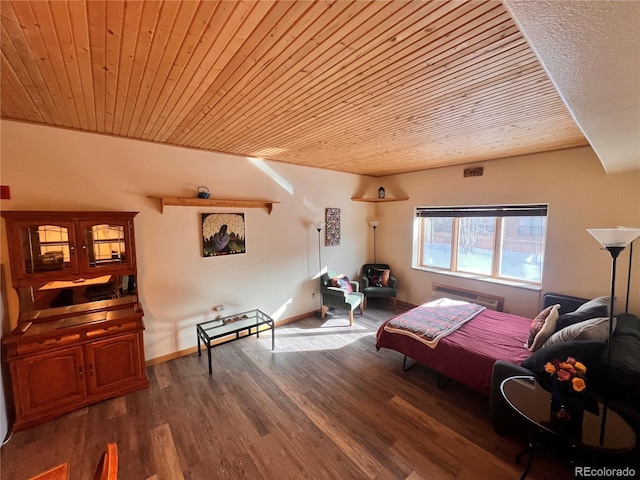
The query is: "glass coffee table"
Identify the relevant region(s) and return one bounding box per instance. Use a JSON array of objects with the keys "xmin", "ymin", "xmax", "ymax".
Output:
[
  {"xmin": 501, "ymin": 376, "xmax": 636, "ymax": 480},
  {"xmin": 196, "ymin": 309, "xmax": 275, "ymax": 374}
]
